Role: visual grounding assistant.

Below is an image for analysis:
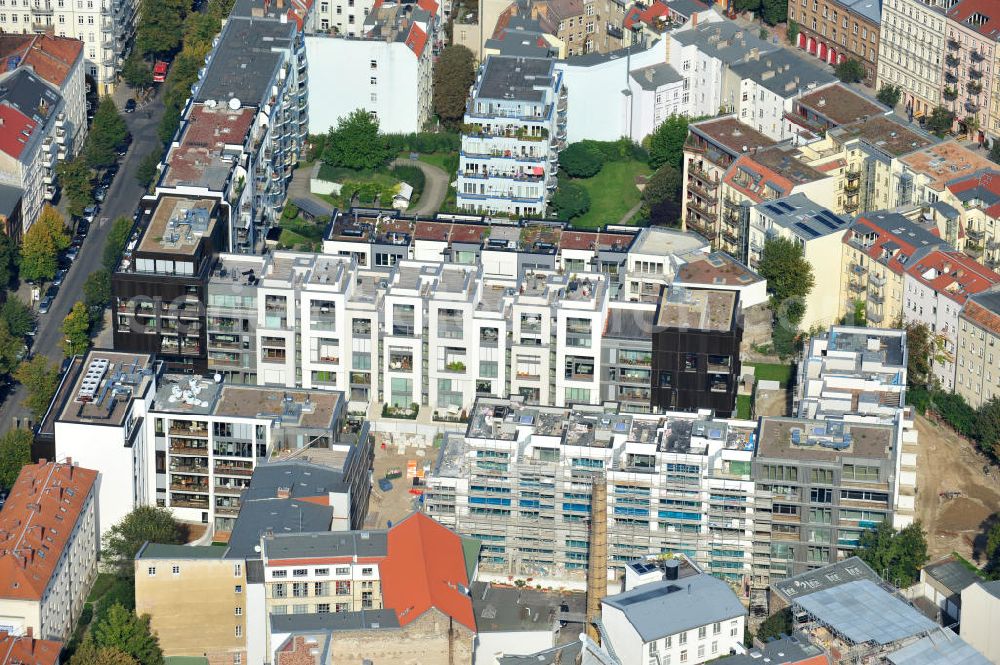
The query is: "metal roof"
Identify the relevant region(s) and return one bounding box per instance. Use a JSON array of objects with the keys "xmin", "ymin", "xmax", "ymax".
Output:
[
  {"xmin": 794, "ymin": 580, "xmax": 937, "ymax": 646},
  {"xmin": 886, "ymin": 629, "xmax": 991, "ymax": 665},
  {"xmin": 922, "ymin": 558, "xmax": 982, "ymax": 596}
]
